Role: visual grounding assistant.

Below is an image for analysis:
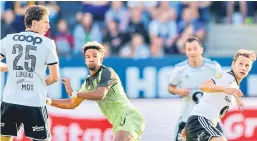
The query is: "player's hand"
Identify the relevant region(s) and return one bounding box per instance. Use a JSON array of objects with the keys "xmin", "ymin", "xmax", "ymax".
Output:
[
  {"xmin": 235, "ymin": 95, "xmax": 244, "ymax": 112},
  {"xmin": 177, "ymin": 88, "xmax": 190, "ymax": 97},
  {"xmin": 178, "ymin": 128, "xmax": 186, "ymax": 141},
  {"xmin": 61, "ymin": 78, "xmax": 73, "ymax": 96},
  {"xmin": 224, "ymin": 88, "xmax": 243, "ymax": 97}
]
